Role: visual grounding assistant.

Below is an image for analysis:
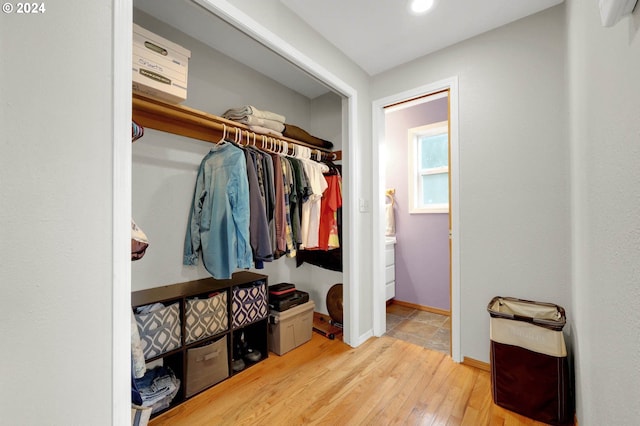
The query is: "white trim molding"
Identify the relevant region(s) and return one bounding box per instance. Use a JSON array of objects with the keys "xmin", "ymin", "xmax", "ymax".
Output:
[
  {"xmin": 112, "ymin": 0, "xmax": 132, "ymax": 424},
  {"xmin": 372, "ymin": 76, "xmax": 461, "ymax": 362},
  {"xmin": 407, "ymin": 120, "xmax": 449, "ymax": 214}
]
